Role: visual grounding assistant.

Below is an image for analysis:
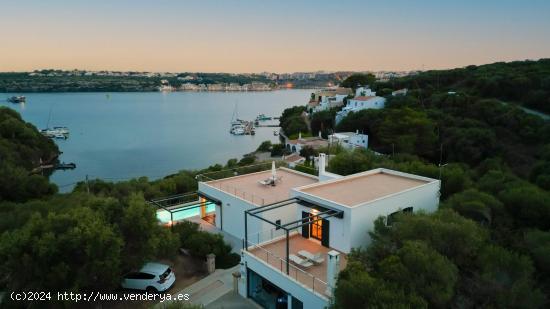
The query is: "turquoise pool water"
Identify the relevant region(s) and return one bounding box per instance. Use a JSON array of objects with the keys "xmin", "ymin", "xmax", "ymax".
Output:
[{"xmin": 156, "ymin": 203, "xmax": 215, "ymax": 223}]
